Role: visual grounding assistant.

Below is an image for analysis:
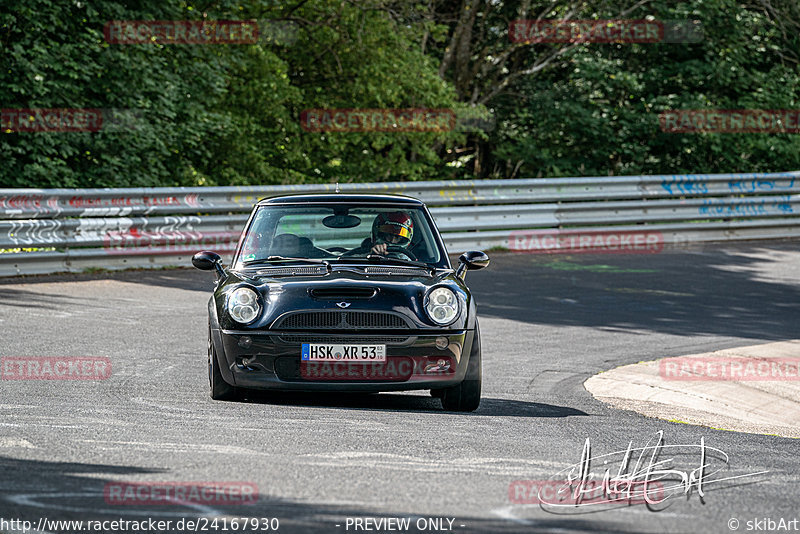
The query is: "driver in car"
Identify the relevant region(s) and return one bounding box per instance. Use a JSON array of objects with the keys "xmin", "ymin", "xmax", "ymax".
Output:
[{"xmin": 347, "ymin": 211, "xmax": 414, "ymax": 258}]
